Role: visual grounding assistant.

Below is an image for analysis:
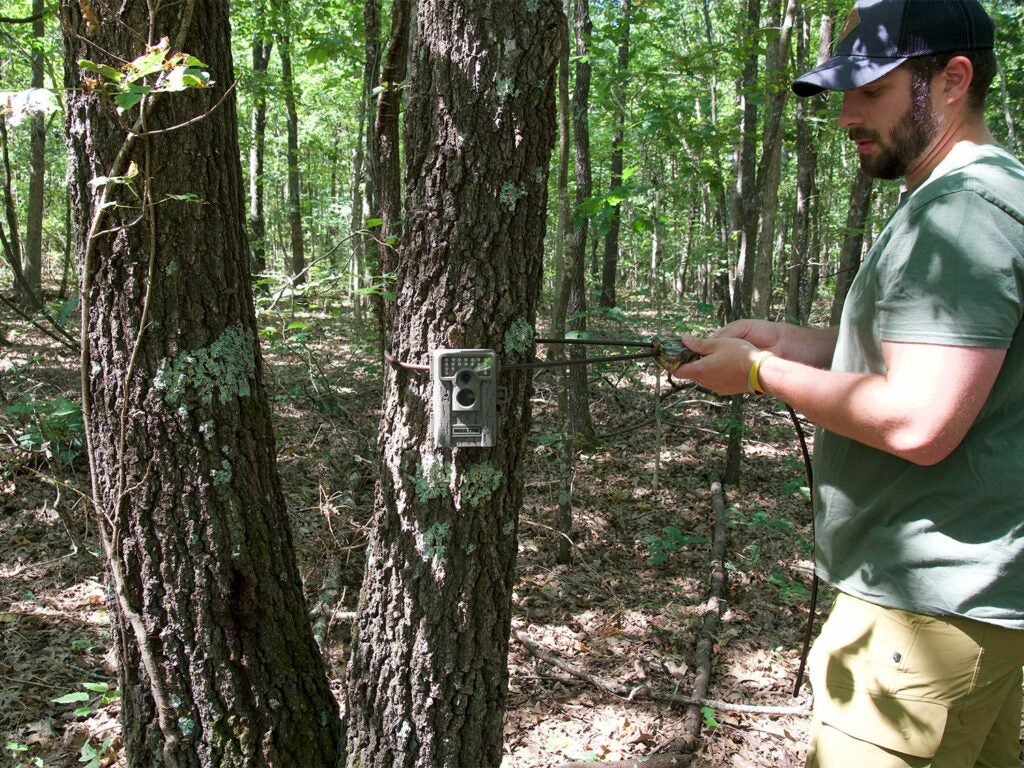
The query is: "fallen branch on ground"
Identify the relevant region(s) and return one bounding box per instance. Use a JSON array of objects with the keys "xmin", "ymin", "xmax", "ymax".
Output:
[{"xmin": 512, "ymin": 629, "xmax": 807, "ymax": 717}]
